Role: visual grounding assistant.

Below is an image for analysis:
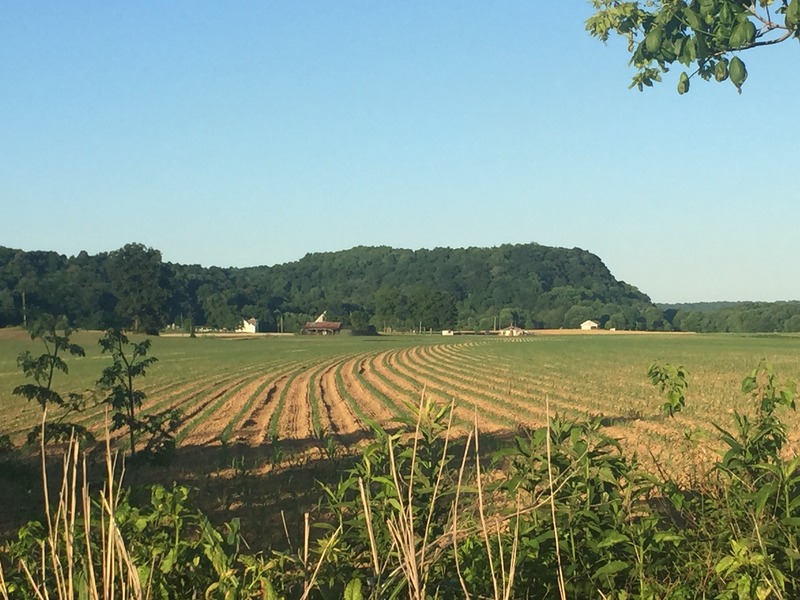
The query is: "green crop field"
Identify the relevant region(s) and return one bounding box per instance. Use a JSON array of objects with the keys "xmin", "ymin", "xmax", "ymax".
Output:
[
  {"xmin": 2, "ymin": 328, "xmax": 800, "ymax": 476},
  {"xmin": 5, "ymin": 328, "xmax": 800, "ymax": 597}
]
